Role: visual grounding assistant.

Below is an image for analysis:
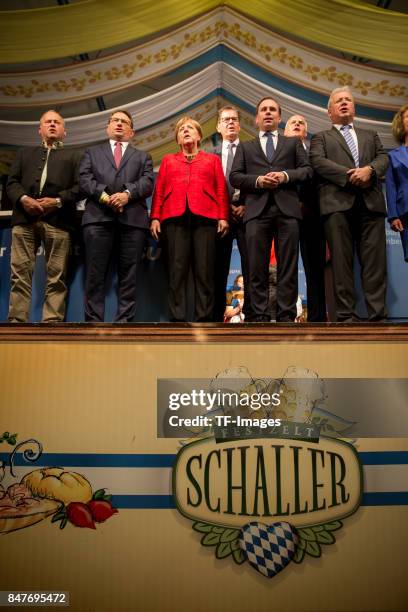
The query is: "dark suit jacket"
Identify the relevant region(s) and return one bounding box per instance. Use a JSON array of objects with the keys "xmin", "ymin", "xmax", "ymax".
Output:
[
  {"xmin": 7, "ymin": 146, "xmax": 81, "ymax": 230},
  {"xmin": 80, "ymin": 141, "xmax": 154, "ymax": 228},
  {"xmin": 229, "ymin": 134, "xmax": 312, "ymax": 222},
  {"xmin": 309, "ymin": 126, "xmax": 388, "ymax": 216},
  {"xmin": 296, "ymin": 143, "xmax": 317, "ymax": 216},
  {"xmin": 386, "ymin": 145, "xmax": 408, "ymax": 220}
]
